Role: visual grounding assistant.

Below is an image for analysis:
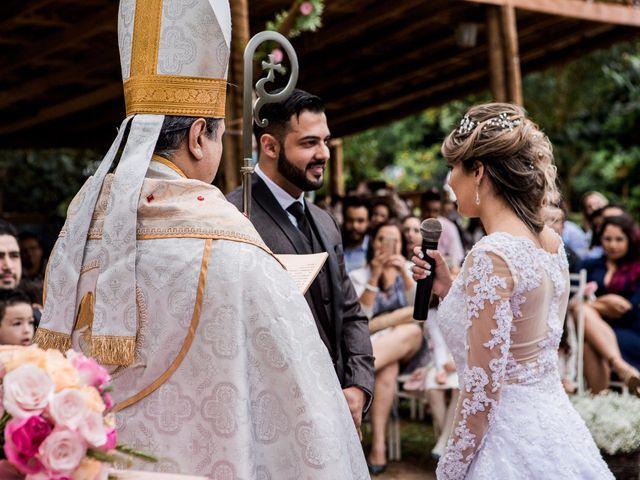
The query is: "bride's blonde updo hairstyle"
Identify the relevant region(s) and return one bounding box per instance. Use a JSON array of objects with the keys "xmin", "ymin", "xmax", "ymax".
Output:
[{"xmin": 442, "ymin": 102, "xmax": 560, "ymax": 233}]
